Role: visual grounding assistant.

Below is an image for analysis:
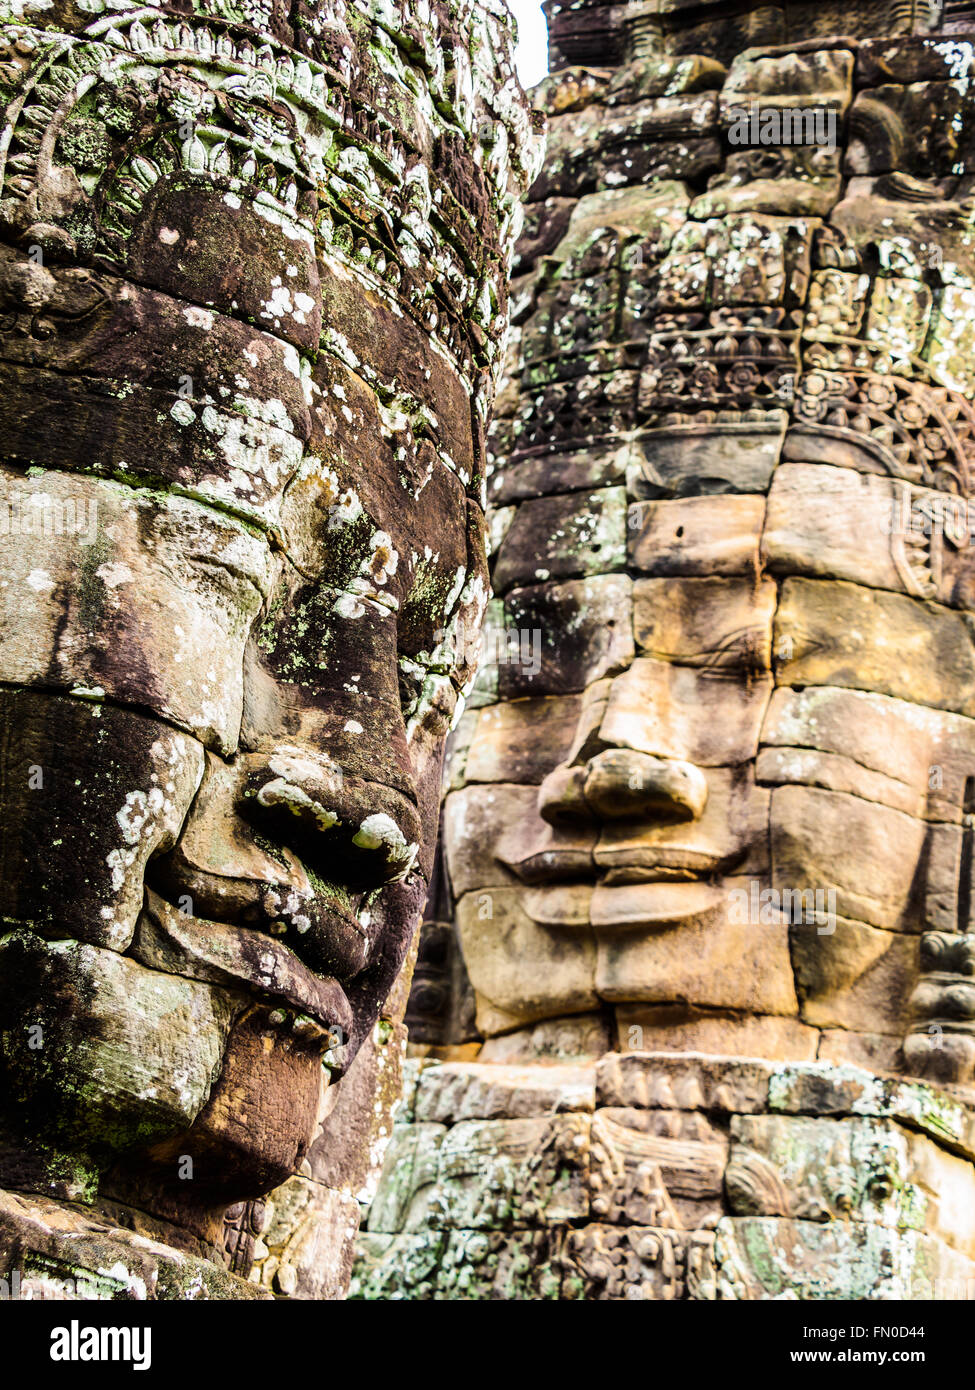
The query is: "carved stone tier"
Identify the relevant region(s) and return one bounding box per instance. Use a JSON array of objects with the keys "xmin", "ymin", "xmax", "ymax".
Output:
[{"xmin": 354, "ymin": 1054, "xmax": 975, "ymax": 1299}]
